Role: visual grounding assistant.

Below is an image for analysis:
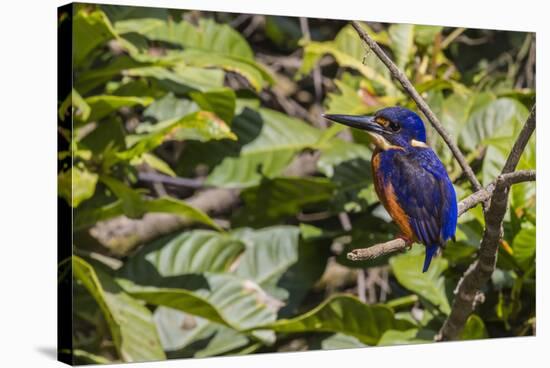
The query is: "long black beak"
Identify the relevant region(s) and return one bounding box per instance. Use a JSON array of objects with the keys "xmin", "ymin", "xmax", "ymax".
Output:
[{"xmin": 322, "ymin": 114, "xmax": 386, "ymax": 135}]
